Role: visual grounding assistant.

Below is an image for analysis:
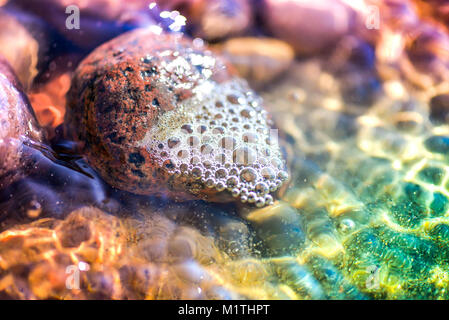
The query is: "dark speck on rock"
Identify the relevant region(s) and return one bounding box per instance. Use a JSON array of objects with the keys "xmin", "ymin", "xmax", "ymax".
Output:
[{"xmin": 129, "ymin": 153, "xmax": 145, "ymax": 166}]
